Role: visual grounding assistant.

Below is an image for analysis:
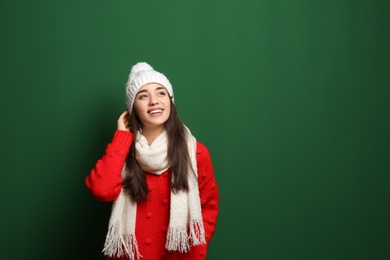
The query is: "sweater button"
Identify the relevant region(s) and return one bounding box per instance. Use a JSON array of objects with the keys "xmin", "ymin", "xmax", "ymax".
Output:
[
  {"xmin": 162, "ymin": 198, "xmax": 169, "ymax": 206},
  {"xmin": 211, "ymin": 200, "xmax": 217, "ymax": 207},
  {"xmin": 146, "ymin": 212, "xmax": 152, "ymax": 219},
  {"xmin": 145, "ymin": 239, "xmax": 152, "ymax": 246},
  {"xmin": 161, "ymin": 226, "xmax": 168, "ymax": 233}
]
